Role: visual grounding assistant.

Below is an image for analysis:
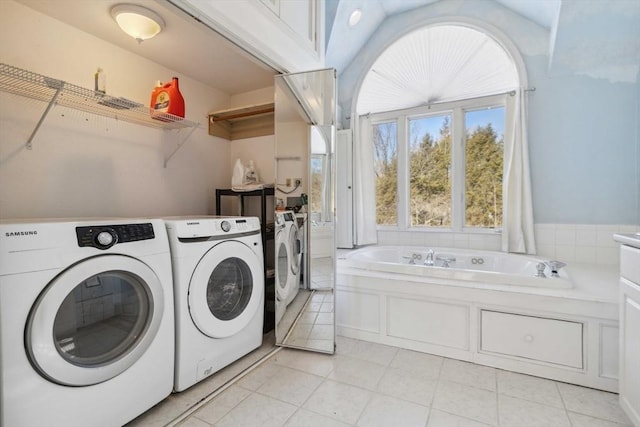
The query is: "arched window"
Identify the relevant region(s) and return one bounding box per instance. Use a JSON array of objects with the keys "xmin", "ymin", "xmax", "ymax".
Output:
[{"xmin": 357, "ymin": 24, "xmax": 531, "ymax": 242}]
